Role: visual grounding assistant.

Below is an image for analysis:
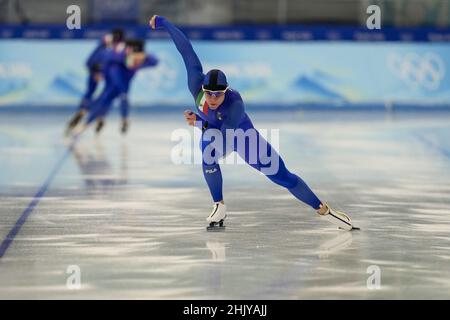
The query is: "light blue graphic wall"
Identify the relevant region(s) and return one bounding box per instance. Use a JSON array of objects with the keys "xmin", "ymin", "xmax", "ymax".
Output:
[{"xmin": 0, "ymin": 40, "xmax": 448, "ymax": 108}]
